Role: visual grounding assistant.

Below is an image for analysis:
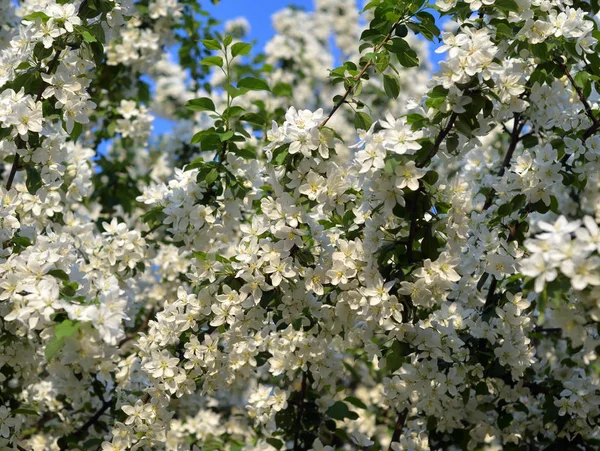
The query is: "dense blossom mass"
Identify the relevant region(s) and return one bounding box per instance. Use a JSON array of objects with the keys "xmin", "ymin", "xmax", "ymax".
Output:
[{"xmin": 0, "ymin": 0, "xmax": 600, "ymax": 450}]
